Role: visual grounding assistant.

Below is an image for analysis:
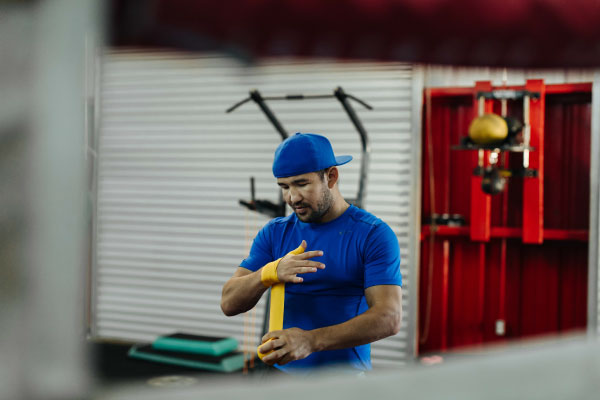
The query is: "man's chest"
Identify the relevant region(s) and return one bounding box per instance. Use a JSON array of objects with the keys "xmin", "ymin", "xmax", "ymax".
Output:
[{"xmin": 277, "ymin": 228, "xmax": 366, "ymax": 292}]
